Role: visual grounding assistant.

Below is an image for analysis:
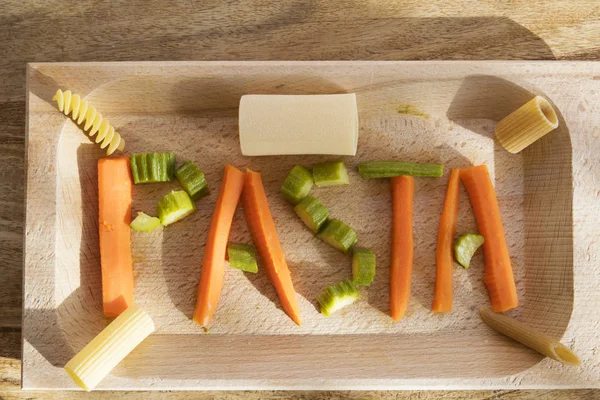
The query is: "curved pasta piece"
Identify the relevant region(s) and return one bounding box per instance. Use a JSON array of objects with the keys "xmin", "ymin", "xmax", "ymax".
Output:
[{"xmin": 52, "ymin": 89, "xmax": 125, "ymax": 155}]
